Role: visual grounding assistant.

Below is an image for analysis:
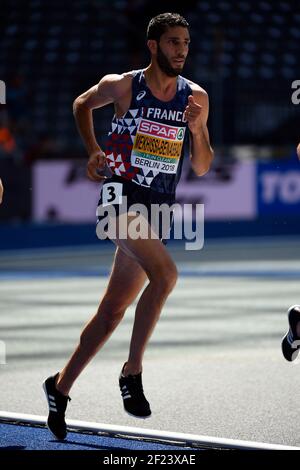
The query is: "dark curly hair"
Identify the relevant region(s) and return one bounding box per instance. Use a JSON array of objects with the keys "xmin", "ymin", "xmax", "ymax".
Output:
[{"xmin": 147, "ymin": 13, "xmax": 189, "ymax": 42}]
